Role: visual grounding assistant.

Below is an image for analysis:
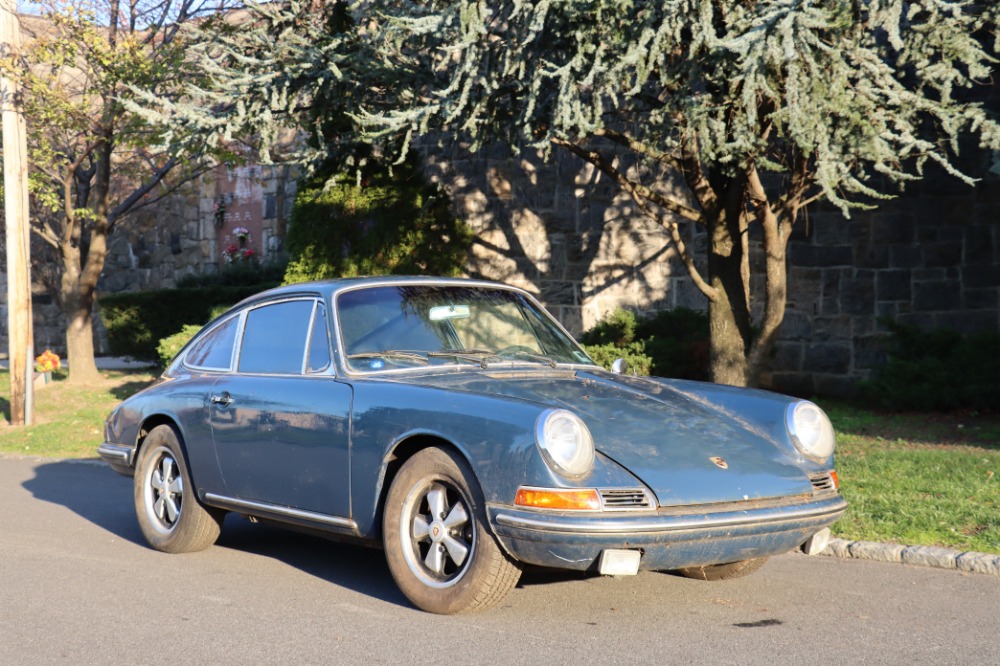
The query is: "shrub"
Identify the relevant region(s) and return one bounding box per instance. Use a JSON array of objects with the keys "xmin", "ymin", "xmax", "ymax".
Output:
[
  {"xmin": 157, "ymin": 324, "xmax": 204, "ymax": 367},
  {"xmin": 99, "ymin": 287, "xmax": 261, "ymax": 362},
  {"xmin": 156, "ymin": 305, "xmax": 234, "ymax": 368},
  {"xmin": 858, "ymin": 321, "xmax": 1000, "ymax": 411},
  {"xmin": 580, "ymin": 307, "xmax": 709, "ymax": 380},
  {"xmin": 282, "ymin": 156, "xmax": 471, "ymax": 284},
  {"xmin": 583, "ymin": 341, "xmax": 653, "ymax": 376}
]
